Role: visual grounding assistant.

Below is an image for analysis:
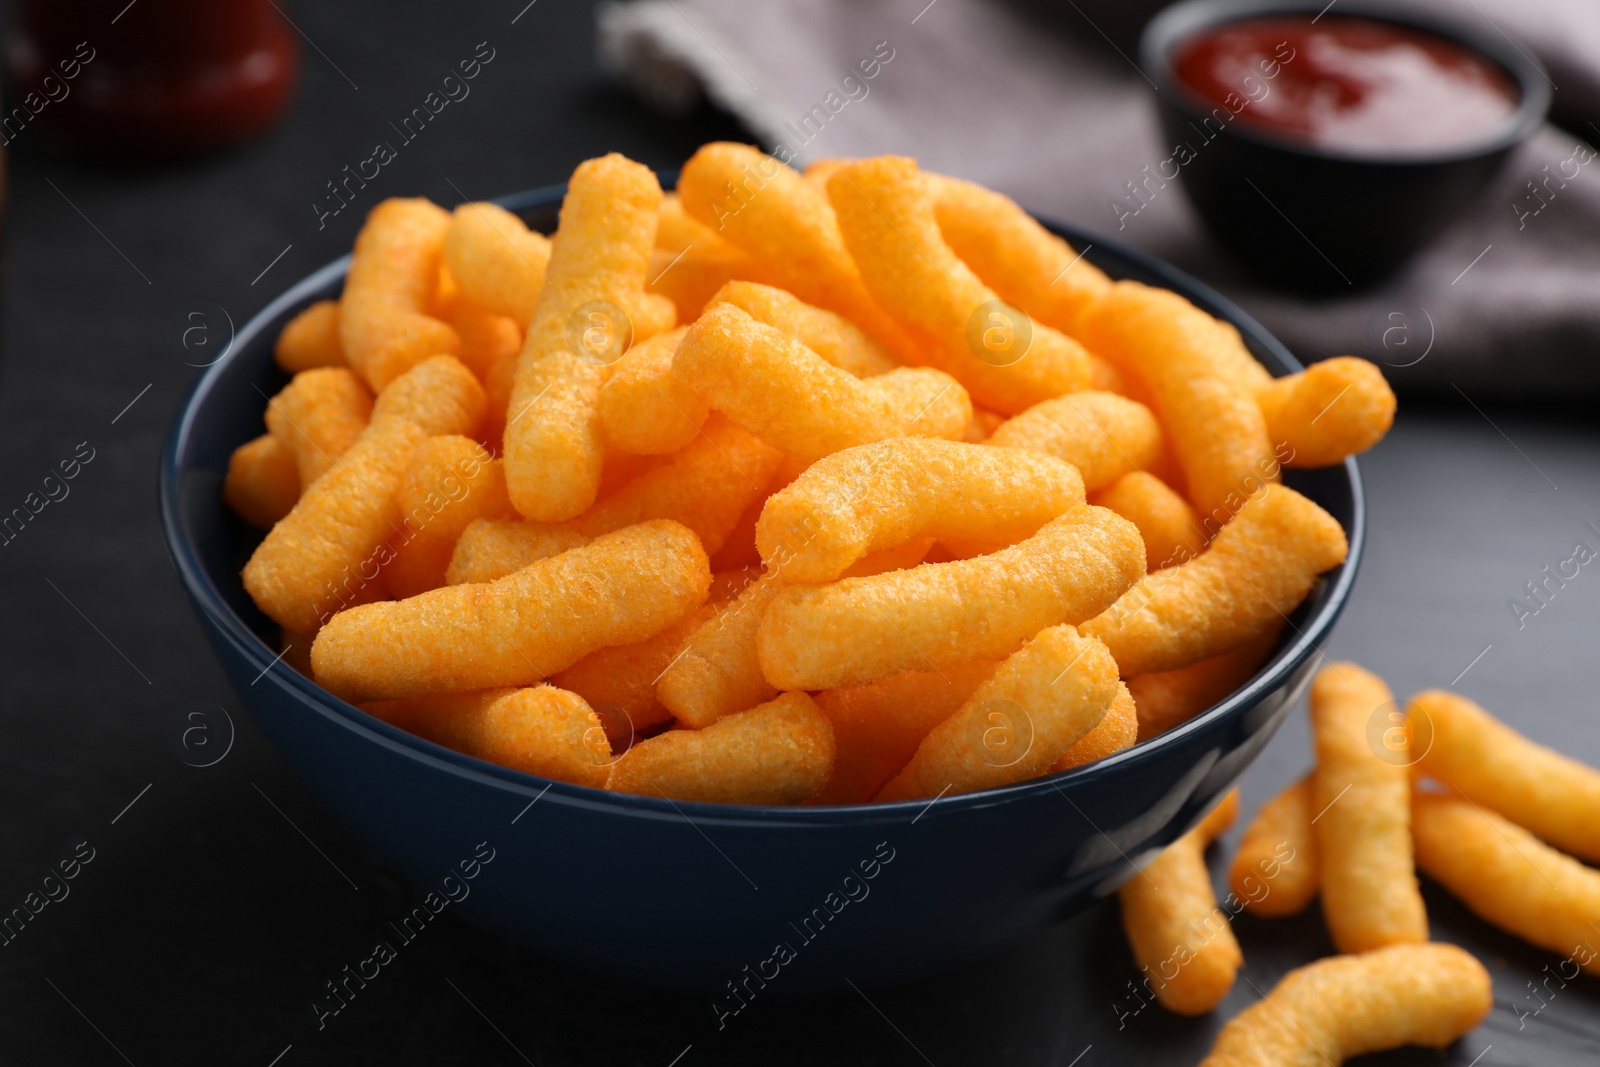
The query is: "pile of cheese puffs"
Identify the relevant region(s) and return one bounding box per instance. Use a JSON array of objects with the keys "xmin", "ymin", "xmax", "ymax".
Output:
[
  {"xmin": 227, "ymin": 143, "xmax": 1394, "ymax": 808},
  {"xmin": 1140, "ymin": 667, "xmax": 1600, "ymax": 1066}
]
